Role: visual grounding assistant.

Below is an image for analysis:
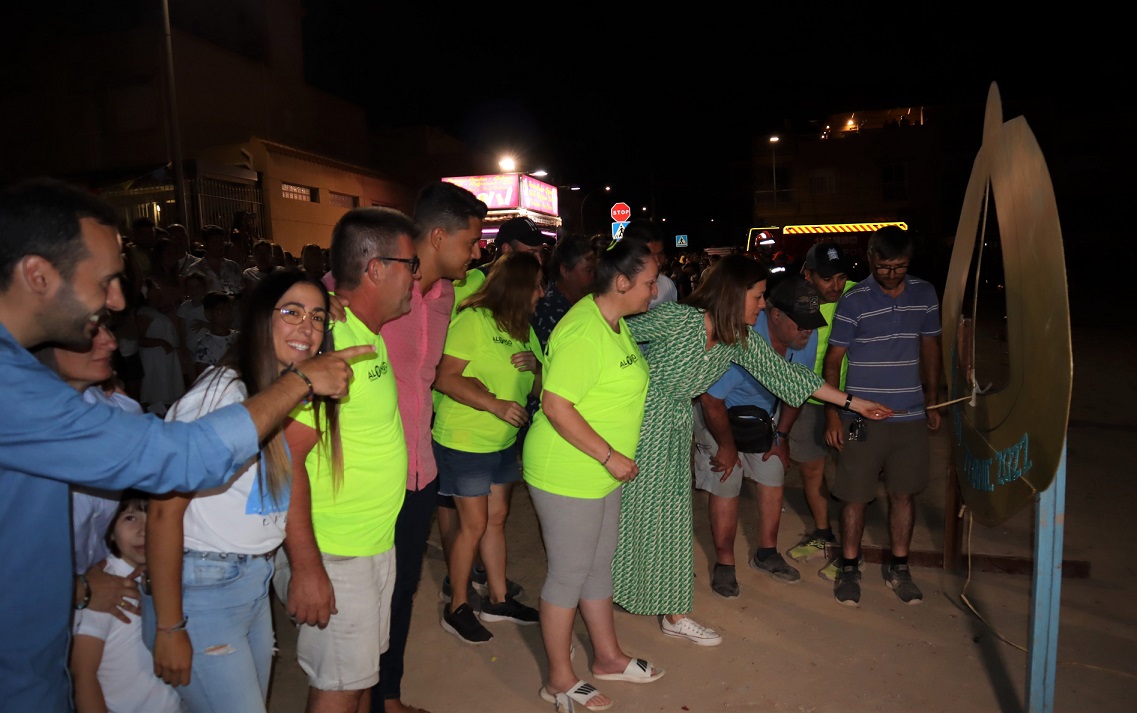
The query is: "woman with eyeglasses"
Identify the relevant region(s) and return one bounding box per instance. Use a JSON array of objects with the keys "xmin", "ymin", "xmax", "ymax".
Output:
[
  {"xmin": 432, "ymin": 251, "xmax": 545, "ymax": 644},
  {"xmin": 144, "ymin": 270, "xmax": 342, "ymax": 712}
]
